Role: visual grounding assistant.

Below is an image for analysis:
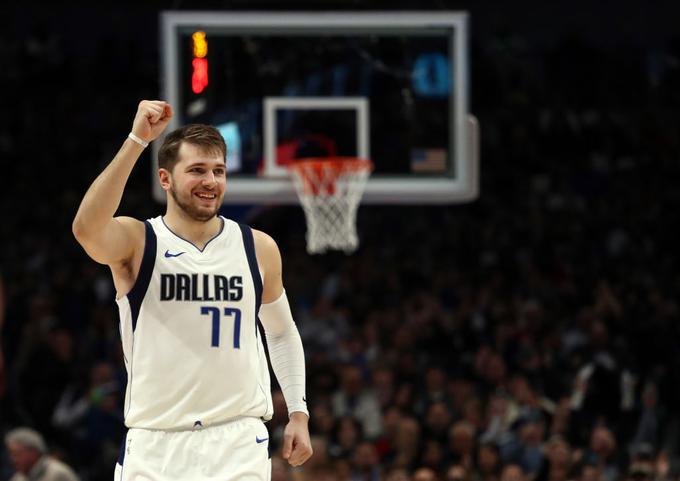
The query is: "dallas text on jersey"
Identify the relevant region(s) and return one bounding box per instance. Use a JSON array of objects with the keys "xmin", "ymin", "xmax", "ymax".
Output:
[{"xmin": 160, "ymin": 274, "xmax": 244, "ymax": 301}]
